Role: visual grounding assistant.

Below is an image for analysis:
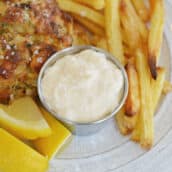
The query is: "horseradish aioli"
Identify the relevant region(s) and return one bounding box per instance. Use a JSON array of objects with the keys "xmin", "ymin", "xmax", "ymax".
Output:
[{"xmin": 41, "ymin": 49, "xmax": 124, "ymax": 123}]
